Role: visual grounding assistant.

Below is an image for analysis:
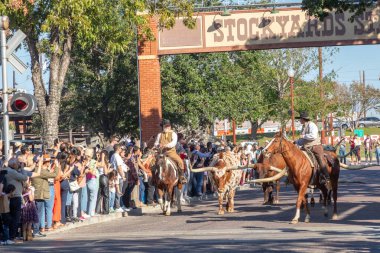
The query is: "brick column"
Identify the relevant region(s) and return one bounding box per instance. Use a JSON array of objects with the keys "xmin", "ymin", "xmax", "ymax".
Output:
[{"xmin": 138, "ymin": 18, "xmax": 162, "ymax": 145}]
